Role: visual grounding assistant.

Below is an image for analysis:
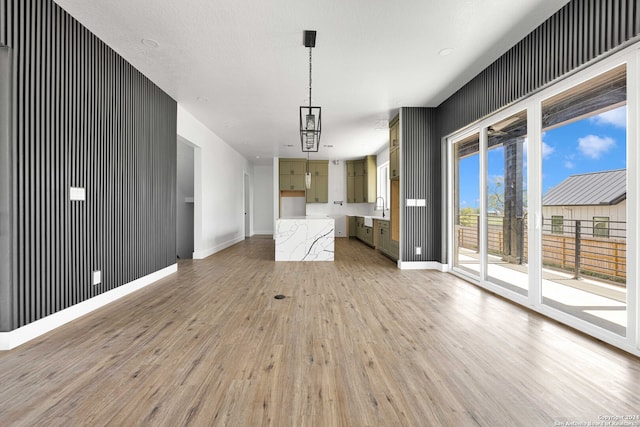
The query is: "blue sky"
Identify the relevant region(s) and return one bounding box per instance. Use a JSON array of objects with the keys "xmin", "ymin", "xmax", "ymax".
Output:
[
  {"xmin": 541, "ymin": 105, "xmax": 626, "ymax": 193},
  {"xmin": 458, "ymin": 105, "xmax": 627, "ymax": 210}
]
